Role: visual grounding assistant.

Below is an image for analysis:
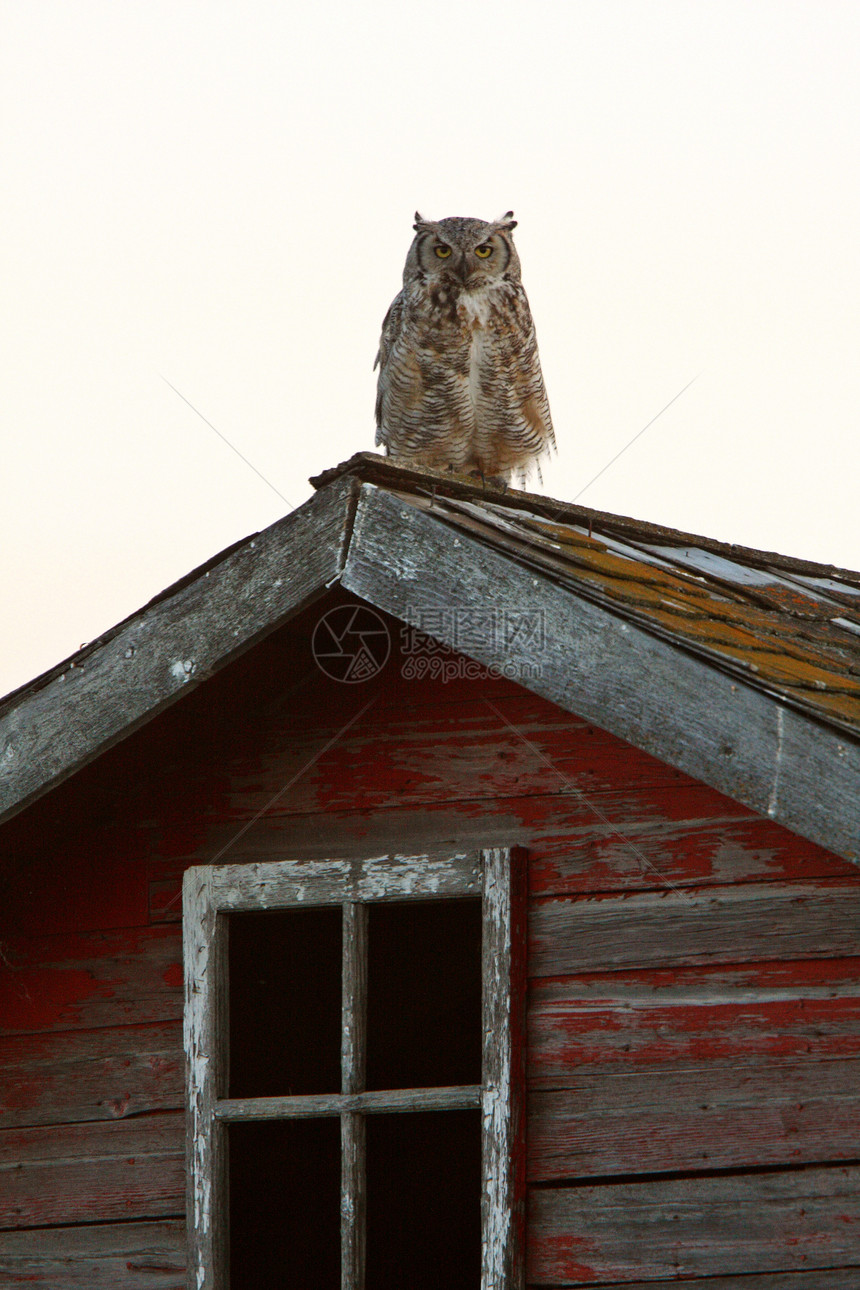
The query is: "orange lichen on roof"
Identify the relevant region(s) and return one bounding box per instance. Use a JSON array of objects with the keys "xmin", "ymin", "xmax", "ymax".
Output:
[
  {"xmin": 312, "ymin": 453, "xmax": 860, "ymax": 738},
  {"xmin": 416, "ymin": 492, "xmax": 860, "ymax": 737}
]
